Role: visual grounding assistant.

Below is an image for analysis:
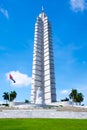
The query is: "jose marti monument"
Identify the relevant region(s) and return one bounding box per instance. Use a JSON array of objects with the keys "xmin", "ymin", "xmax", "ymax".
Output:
[{"xmin": 30, "ymin": 7, "xmax": 56, "ymax": 105}]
